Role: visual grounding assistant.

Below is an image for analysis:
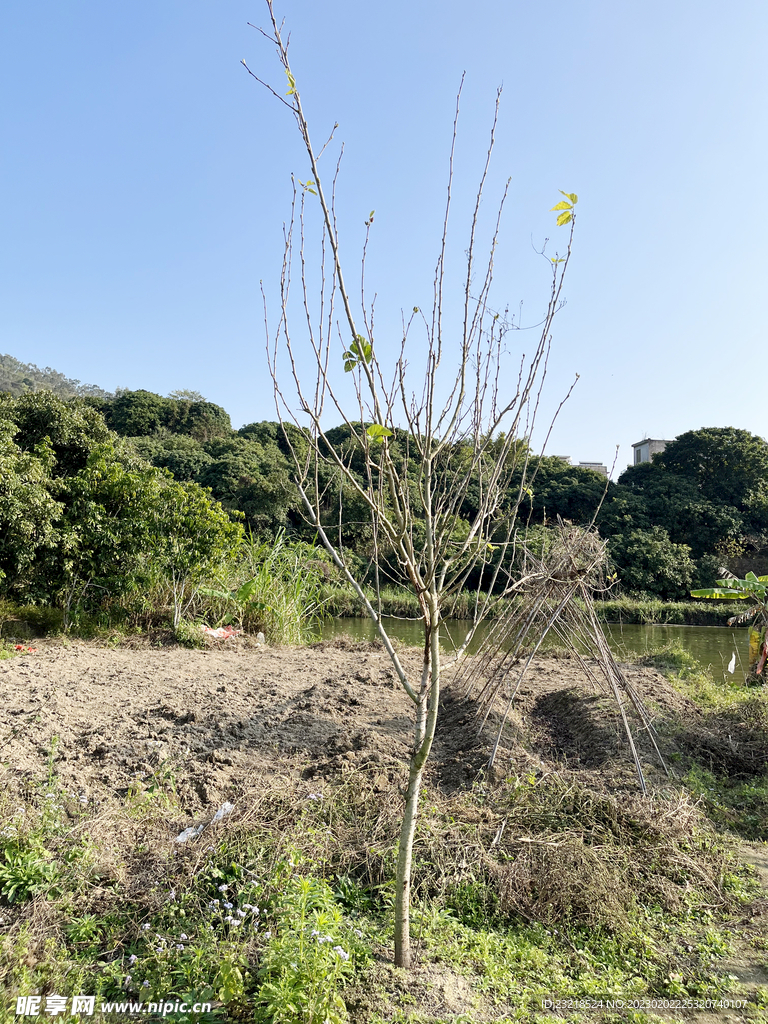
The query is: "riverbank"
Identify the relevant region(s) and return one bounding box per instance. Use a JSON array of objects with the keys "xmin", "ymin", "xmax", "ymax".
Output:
[
  {"xmin": 0, "ymin": 638, "xmax": 766, "ymax": 1021},
  {"xmin": 321, "ymin": 584, "xmax": 746, "ymax": 627}
]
